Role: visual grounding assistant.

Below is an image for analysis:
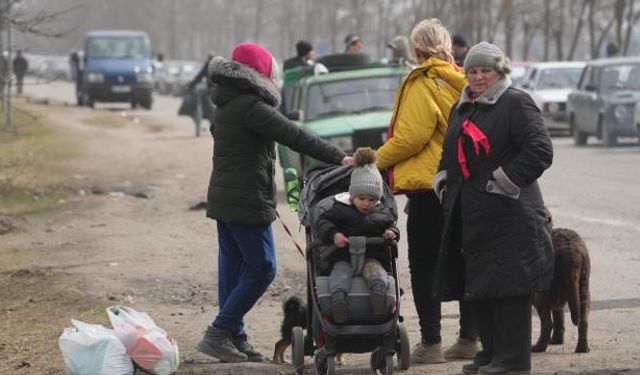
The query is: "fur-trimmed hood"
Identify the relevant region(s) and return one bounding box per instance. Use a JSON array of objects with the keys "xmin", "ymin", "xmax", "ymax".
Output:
[{"xmin": 207, "ymin": 56, "xmax": 281, "ymax": 107}]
